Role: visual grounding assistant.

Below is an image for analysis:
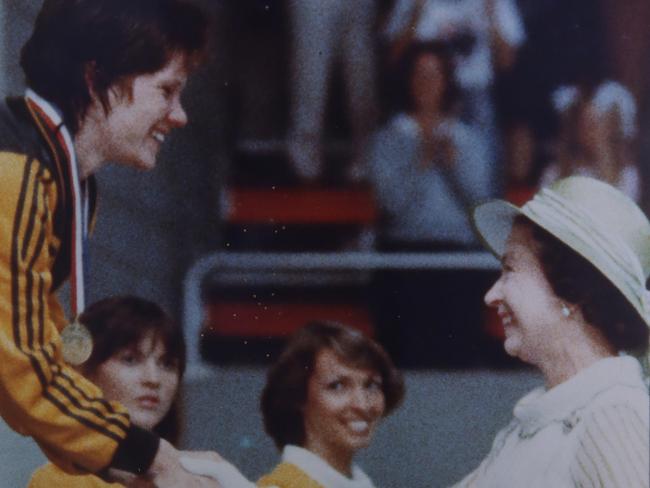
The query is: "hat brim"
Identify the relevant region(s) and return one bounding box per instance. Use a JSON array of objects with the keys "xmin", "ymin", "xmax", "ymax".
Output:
[
  {"xmin": 472, "ymin": 195, "xmax": 650, "ymax": 330},
  {"xmin": 472, "ymin": 200, "xmax": 521, "ymax": 259}
]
